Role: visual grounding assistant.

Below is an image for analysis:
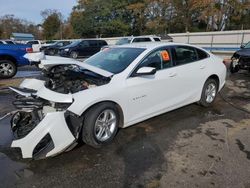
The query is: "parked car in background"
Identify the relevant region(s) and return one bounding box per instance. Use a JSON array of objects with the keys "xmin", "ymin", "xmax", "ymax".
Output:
[
  {"xmin": 116, "ymin": 36, "xmax": 161, "ymax": 45},
  {"xmin": 40, "ymin": 41, "xmax": 72, "ymax": 55},
  {"xmin": 0, "ymin": 43, "xmax": 33, "ymax": 78},
  {"xmin": 230, "ymin": 41, "xmax": 250, "ymax": 73},
  {"xmin": 0, "ymin": 40, "xmax": 16, "ymax": 44},
  {"xmin": 26, "ymin": 40, "xmax": 42, "ymax": 52},
  {"xmin": 10, "ymin": 43, "xmax": 226, "ymax": 158},
  {"xmin": 59, "ymin": 39, "xmax": 108, "ymax": 59},
  {"xmin": 101, "ymin": 36, "xmax": 162, "ymax": 51}
]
